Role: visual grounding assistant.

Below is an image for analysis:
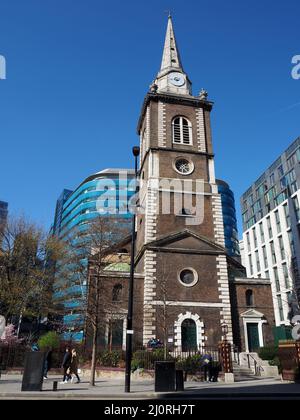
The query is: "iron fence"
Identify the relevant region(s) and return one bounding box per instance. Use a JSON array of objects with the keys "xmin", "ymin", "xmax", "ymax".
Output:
[
  {"xmin": 0, "ymin": 345, "xmax": 27, "ymax": 370},
  {"xmin": 0, "ymin": 343, "xmax": 237, "ymax": 373}
]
